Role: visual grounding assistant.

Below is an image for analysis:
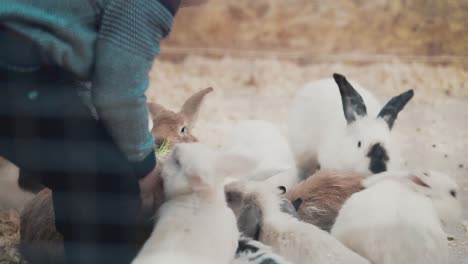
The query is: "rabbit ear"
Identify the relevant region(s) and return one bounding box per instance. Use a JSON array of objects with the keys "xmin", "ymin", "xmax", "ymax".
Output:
[
  {"xmin": 377, "ymin": 89, "xmax": 414, "ymax": 129},
  {"xmin": 147, "ymin": 102, "xmax": 167, "ymax": 118},
  {"xmin": 292, "ymin": 198, "xmax": 303, "ymax": 211},
  {"xmin": 333, "ymin": 73, "xmax": 367, "ymax": 124},
  {"xmin": 410, "ymin": 175, "xmax": 431, "ymax": 188},
  {"xmin": 188, "ymin": 174, "xmax": 212, "ymax": 192},
  {"xmin": 238, "ymin": 202, "xmax": 262, "ymax": 240},
  {"xmin": 179, "ymin": 87, "xmax": 213, "ymax": 129}
]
